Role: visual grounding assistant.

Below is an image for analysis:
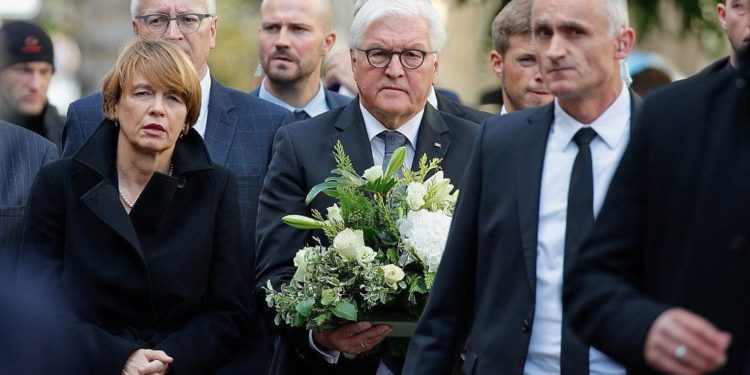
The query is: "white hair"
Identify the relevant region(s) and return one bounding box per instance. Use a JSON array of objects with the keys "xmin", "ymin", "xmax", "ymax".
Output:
[
  {"xmin": 350, "ymin": 0, "xmax": 447, "ymax": 53},
  {"xmin": 604, "ymin": 0, "xmax": 629, "ymax": 35},
  {"xmin": 130, "ymin": 0, "xmax": 217, "ymax": 18}
]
